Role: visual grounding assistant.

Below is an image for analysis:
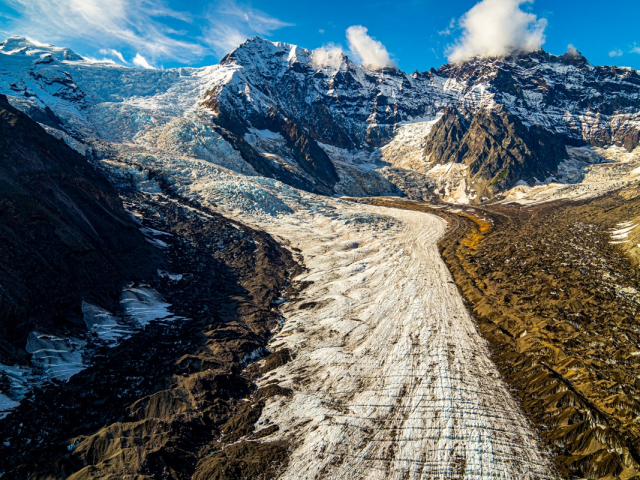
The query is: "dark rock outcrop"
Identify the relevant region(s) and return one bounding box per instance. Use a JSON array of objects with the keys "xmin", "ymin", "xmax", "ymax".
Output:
[
  {"xmin": 0, "ymin": 190, "xmax": 300, "ymax": 479},
  {"xmin": 212, "ymin": 122, "xmax": 334, "ymax": 195},
  {"xmin": 271, "ymin": 114, "xmax": 339, "ymax": 193},
  {"xmin": 425, "ymin": 107, "xmax": 569, "ymax": 198},
  {"xmin": 0, "ymin": 94, "xmax": 157, "ymax": 364}
]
